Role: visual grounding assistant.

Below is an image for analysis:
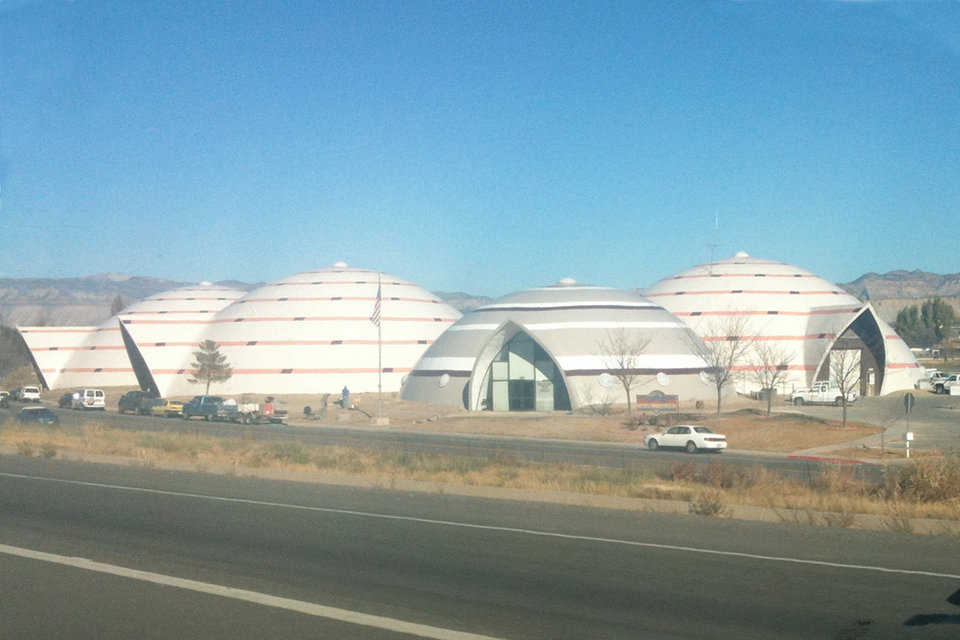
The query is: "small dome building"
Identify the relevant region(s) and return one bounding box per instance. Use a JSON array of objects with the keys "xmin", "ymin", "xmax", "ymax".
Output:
[
  {"xmin": 18, "ymin": 283, "xmax": 244, "ymax": 391},
  {"xmin": 401, "ymin": 279, "xmax": 715, "ymax": 411},
  {"xmin": 129, "ymin": 264, "xmax": 462, "ymax": 398},
  {"xmin": 644, "ymin": 251, "xmax": 924, "ymax": 396}
]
